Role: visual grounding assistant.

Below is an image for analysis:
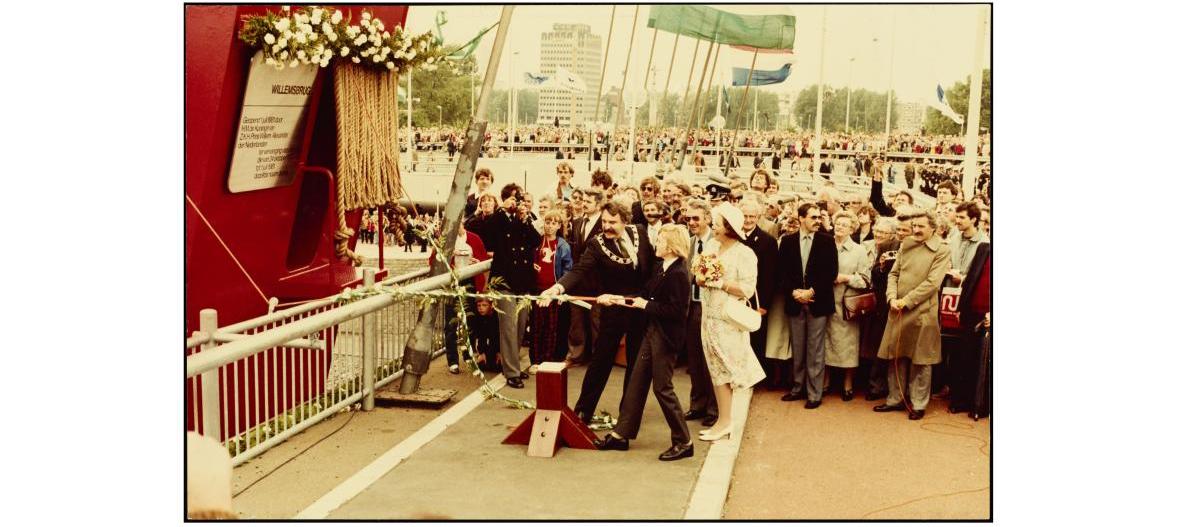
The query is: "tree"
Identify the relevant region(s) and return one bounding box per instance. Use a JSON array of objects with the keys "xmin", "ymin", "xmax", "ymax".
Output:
[
  {"xmin": 923, "ymin": 69, "xmax": 991, "ymax": 135},
  {"xmin": 403, "ymin": 47, "xmax": 479, "ymax": 128},
  {"xmin": 789, "ymin": 84, "xmax": 898, "ymax": 133}
]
